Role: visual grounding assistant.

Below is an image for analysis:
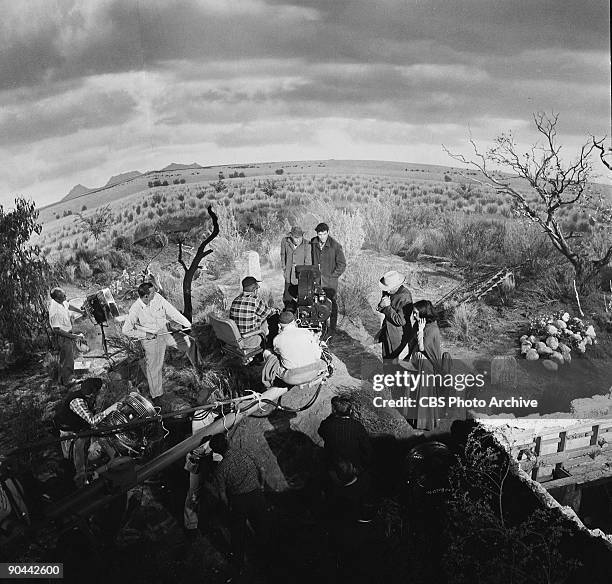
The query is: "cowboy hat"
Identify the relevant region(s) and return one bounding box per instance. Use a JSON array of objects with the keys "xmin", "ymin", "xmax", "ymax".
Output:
[{"xmin": 378, "ymin": 270, "xmax": 406, "ymax": 291}]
